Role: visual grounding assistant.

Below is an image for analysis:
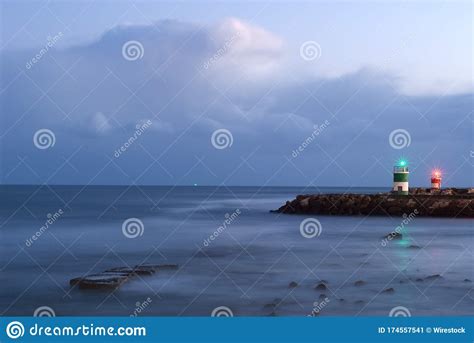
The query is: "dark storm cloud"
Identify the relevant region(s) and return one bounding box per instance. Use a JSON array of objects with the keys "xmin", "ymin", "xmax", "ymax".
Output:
[{"xmin": 1, "ymin": 19, "xmax": 472, "ymax": 186}]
